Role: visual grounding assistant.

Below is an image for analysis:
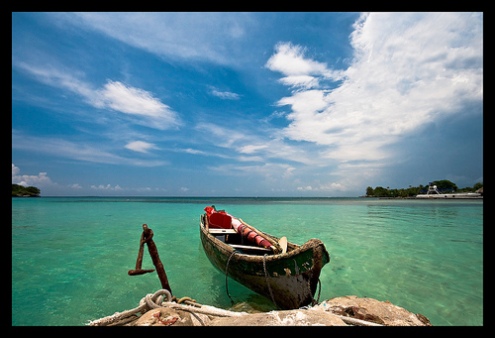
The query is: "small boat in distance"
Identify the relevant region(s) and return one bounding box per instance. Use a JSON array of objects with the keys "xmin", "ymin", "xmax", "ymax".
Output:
[
  {"xmin": 199, "ymin": 206, "xmax": 330, "ymax": 310},
  {"xmin": 416, "ymin": 184, "xmax": 482, "ymax": 199}
]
